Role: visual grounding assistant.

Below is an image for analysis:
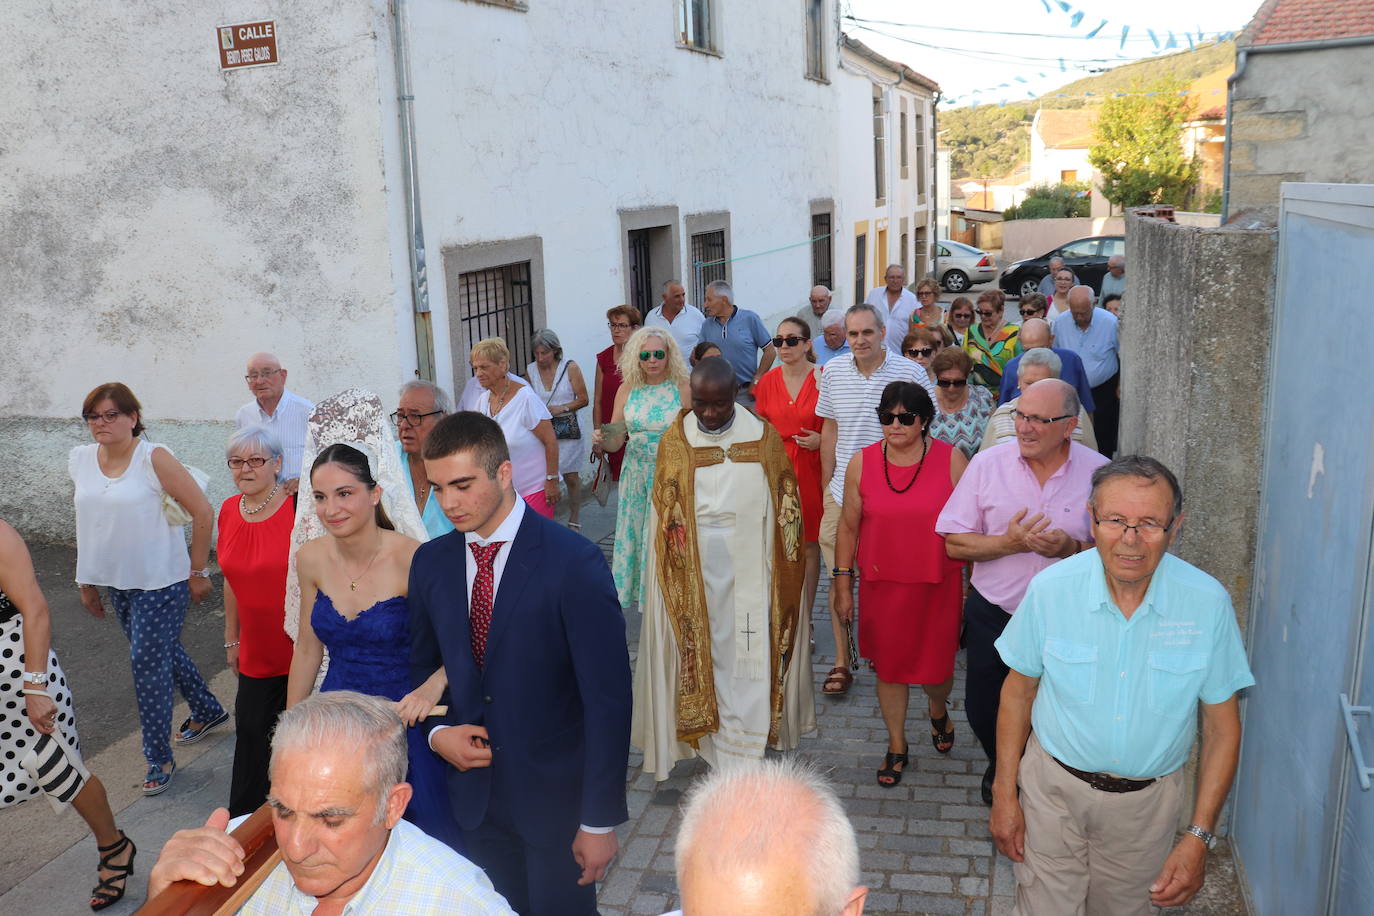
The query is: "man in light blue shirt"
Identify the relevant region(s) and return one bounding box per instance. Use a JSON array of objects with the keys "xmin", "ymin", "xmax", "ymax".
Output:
[
  {"xmin": 811, "ymin": 308, "xmax": 850, "ymax": 366},
  {"xmin": 392, "ymin": 379, "xmax": 455, "ymax": 539},
  {"xmin": 1098, "ymin": 254, "xmax": 1125, "ymax": 303},
  {"xmin": 1051, "ymin": 286, "xmax": 1120, "ymax": 456},
  {"xmin": 991, "ymin": 456, "xmax": 1253, "ymax": 915},
  {"xmin": 697, "ymin": 279, "xmax": 775, "ymax": 393}
]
